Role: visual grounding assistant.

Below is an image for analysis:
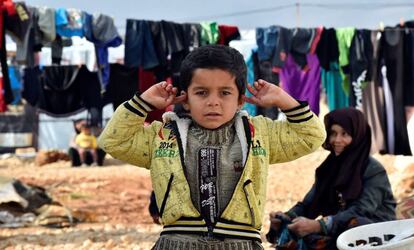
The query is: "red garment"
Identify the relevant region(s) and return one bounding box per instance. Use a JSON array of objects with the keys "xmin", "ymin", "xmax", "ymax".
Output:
[
  {"xmin": 138, "ymin": 68, "xmax": 166, "ymax": 122},
  {"xmin": 310, "ymin": 26, "xmax": 324, "ymax": 54},
  {"xmin": 0, "ymin": 0, "xmax": 16, "ymax": 48},
  {"xmin": 217, "ymin": 25, "xmax": 241, "ymax": 45},
  {"xmin": 0, "ymin": 0, "xmax": 16, "ymax": 111}
]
